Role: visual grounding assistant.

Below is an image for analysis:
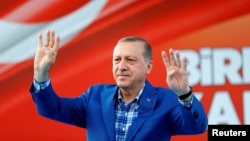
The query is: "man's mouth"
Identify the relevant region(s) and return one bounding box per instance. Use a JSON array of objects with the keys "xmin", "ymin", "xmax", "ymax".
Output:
[{"xmin": 117, "ymin": 74, "xmax": 129, "ymax": 78}]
